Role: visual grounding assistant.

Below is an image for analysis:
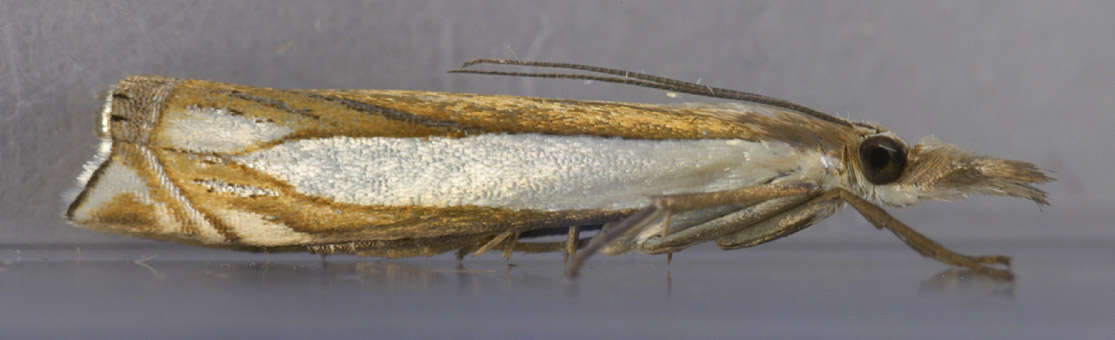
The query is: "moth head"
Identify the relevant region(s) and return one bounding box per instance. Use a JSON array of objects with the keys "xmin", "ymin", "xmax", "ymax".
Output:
[{"xmin": 853, "ymin": 134, "xmax": 1053, "ymax": 207}]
